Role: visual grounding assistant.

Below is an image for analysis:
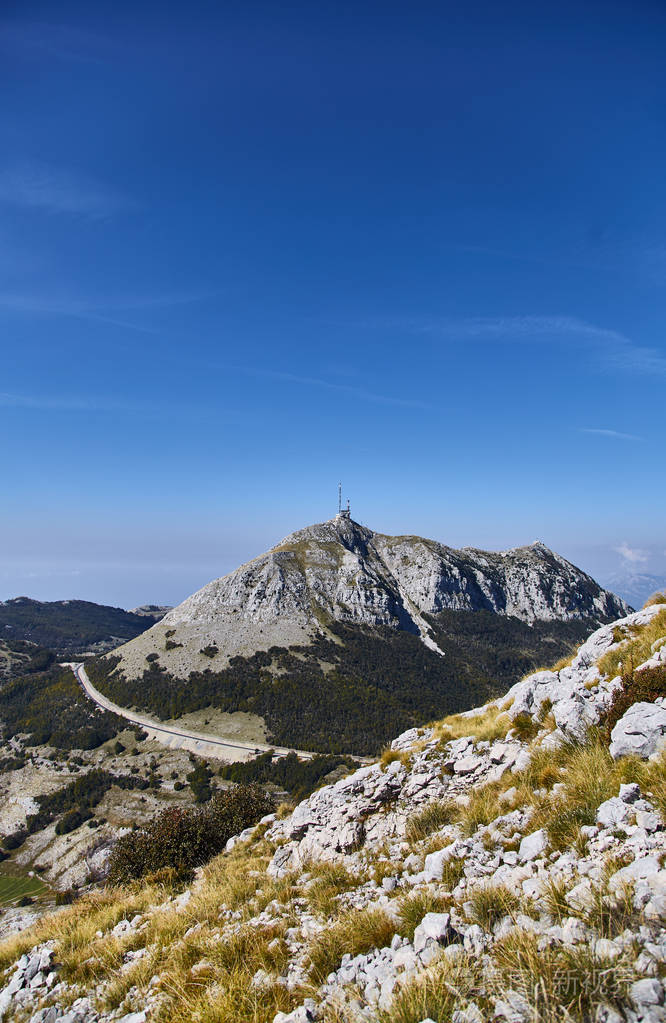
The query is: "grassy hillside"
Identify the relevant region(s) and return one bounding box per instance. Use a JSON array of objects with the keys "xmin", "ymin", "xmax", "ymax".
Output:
[
  {"xmin": 0, "ymin": 597, "xmax": 161, "ymax": 655},
  {"xmin": 87, "ymin": 613, "xmax": 594, "ymax": 755}
]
